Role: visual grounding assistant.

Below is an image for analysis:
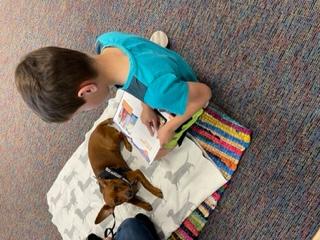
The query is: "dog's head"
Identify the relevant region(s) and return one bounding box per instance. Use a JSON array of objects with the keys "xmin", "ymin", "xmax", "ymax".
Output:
[{"xmin": 95, "ymin": 177, "xmax": 138, "ymax": 224}]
